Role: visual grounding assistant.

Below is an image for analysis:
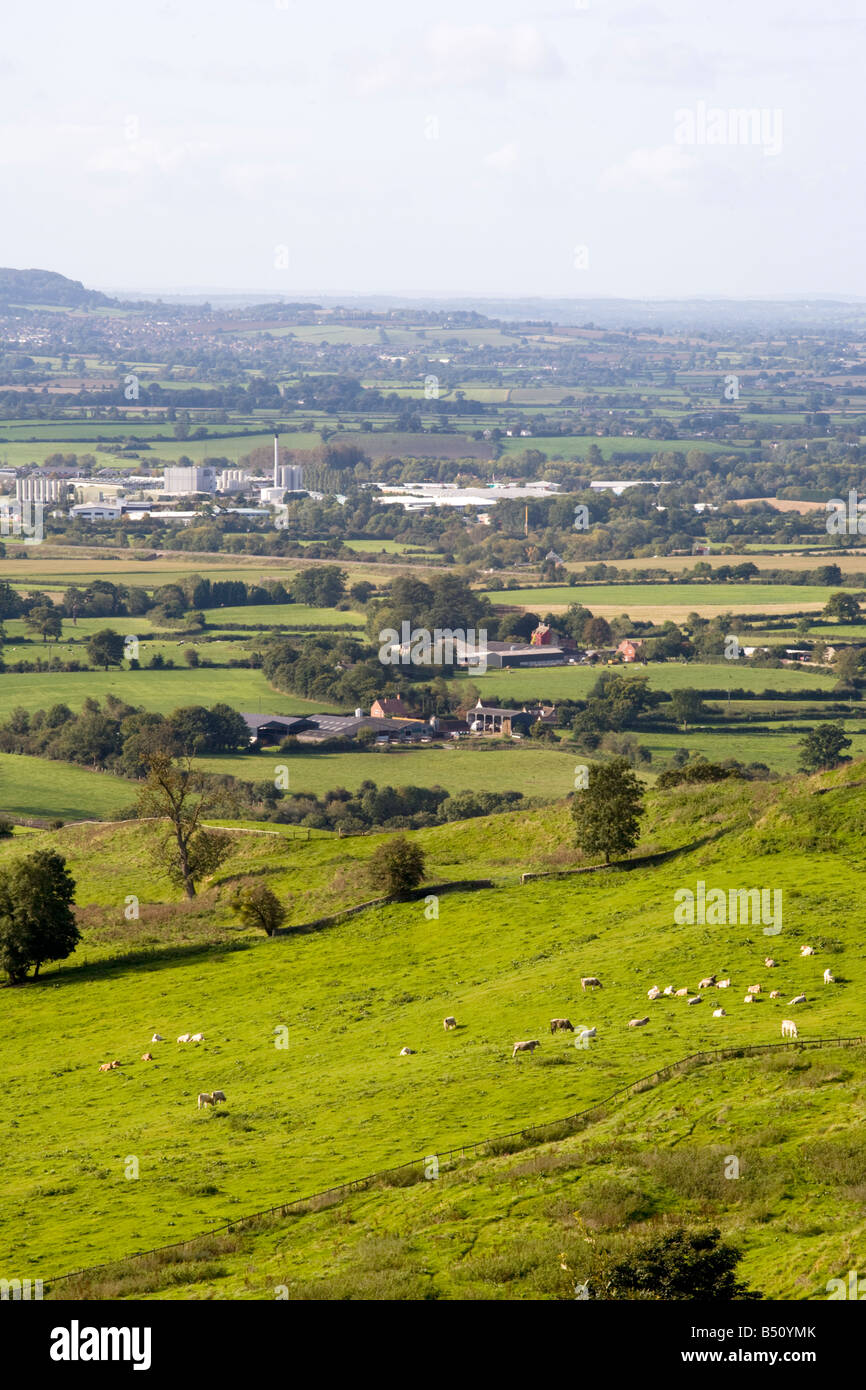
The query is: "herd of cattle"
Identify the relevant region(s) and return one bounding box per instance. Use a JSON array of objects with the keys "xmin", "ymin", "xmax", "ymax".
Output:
[
  {"xmin": 398, "ymin": 950, "xmax": 838, "ymax": 1059},
  {"xmin": 99, "ymin": 1032, "xmax": 226, "ymax": 1110}
]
